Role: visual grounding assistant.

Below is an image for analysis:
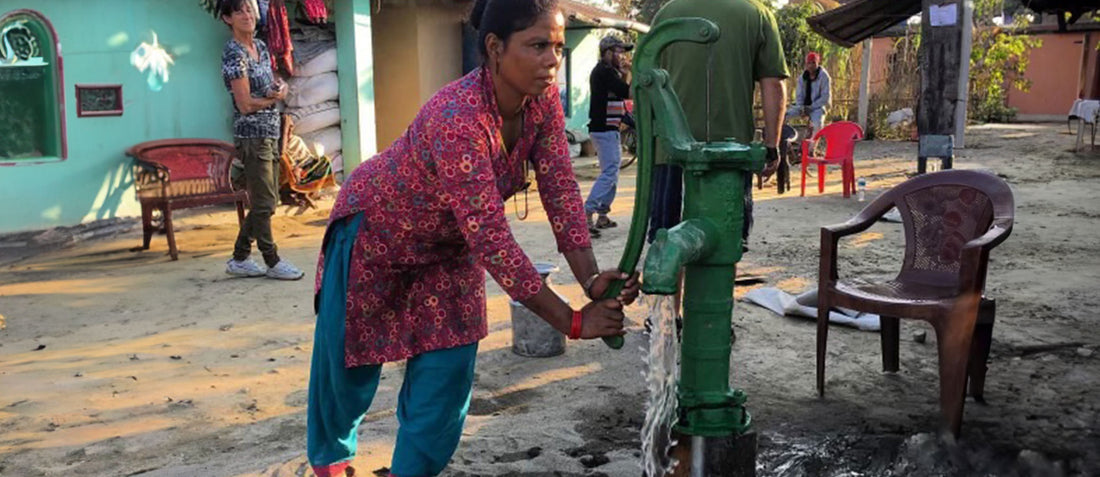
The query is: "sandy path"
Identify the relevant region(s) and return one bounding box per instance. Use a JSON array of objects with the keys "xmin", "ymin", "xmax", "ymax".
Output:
[{"xmin": 1, "ymin": 123, "xmax": 1097, "ymax": 476}]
